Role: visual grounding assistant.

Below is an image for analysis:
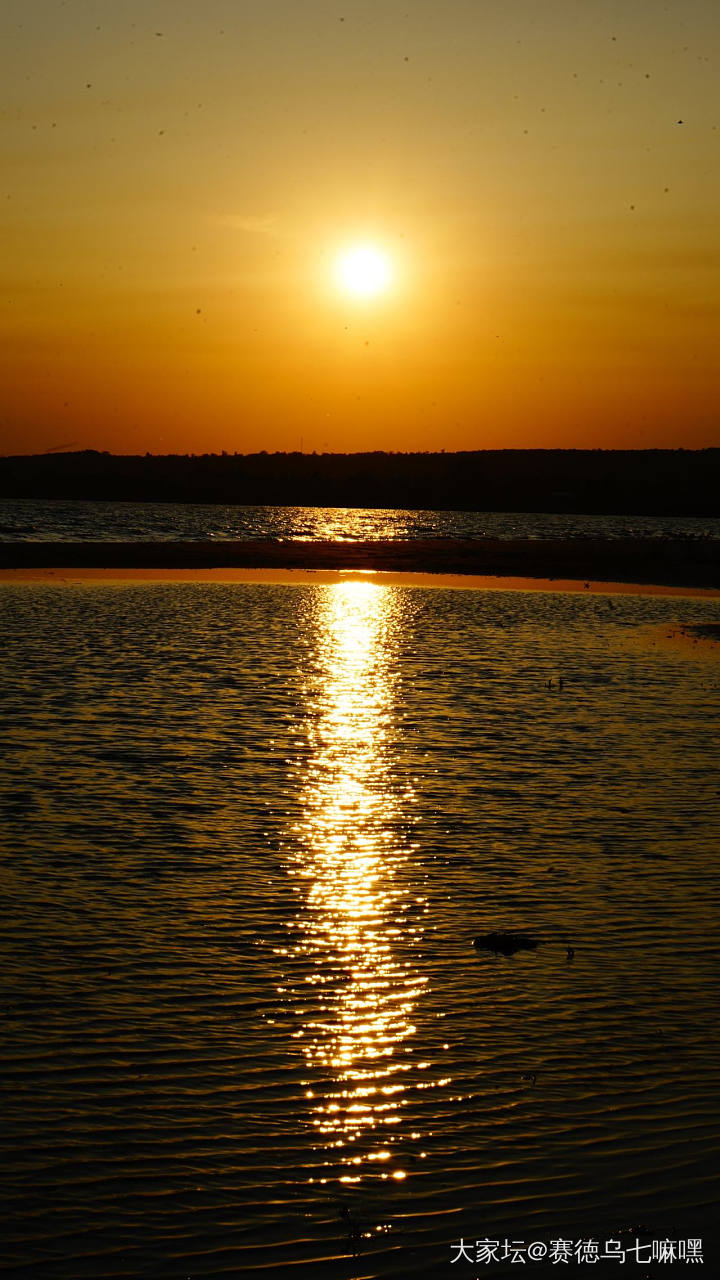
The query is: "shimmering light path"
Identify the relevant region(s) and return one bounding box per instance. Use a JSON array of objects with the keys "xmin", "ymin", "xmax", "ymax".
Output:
[{"xmin": 280, "ymin": 583, "xmax": 430, "ymax": 1189}]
